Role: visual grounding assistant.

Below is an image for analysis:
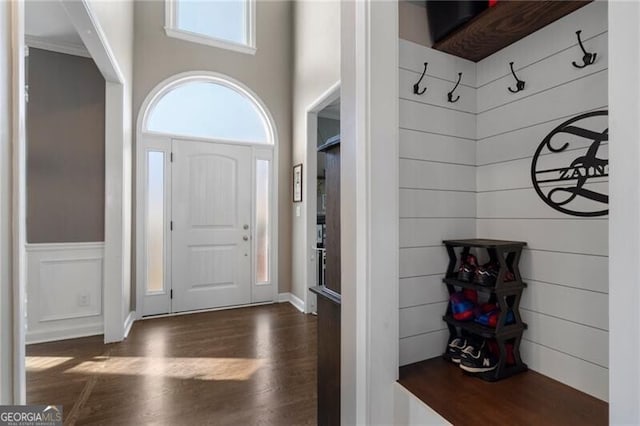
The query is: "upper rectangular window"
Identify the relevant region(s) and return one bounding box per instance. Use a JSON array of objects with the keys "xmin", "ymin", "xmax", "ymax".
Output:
[{"xmin": 165, "ymin": 0, "xmax": 256, "ymax": 55}]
